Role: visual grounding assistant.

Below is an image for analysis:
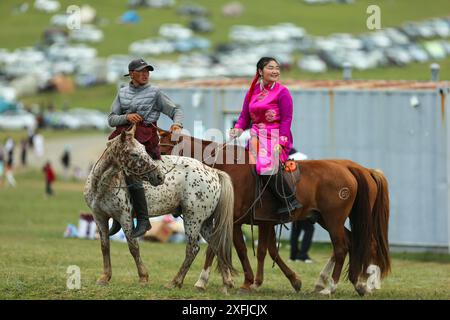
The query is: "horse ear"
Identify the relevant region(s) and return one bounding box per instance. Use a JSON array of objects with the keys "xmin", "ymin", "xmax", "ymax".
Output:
[
  {"xmin": 158, "ymin": 129, "xmax": 168, "ymax": 137},
  {"xmin": 128, "ymin": 124, "xmax": 137, "ymax": 136},
  {"xmin": 120, "ymin": 130, "xmax": 127, "ymax": 142}
]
